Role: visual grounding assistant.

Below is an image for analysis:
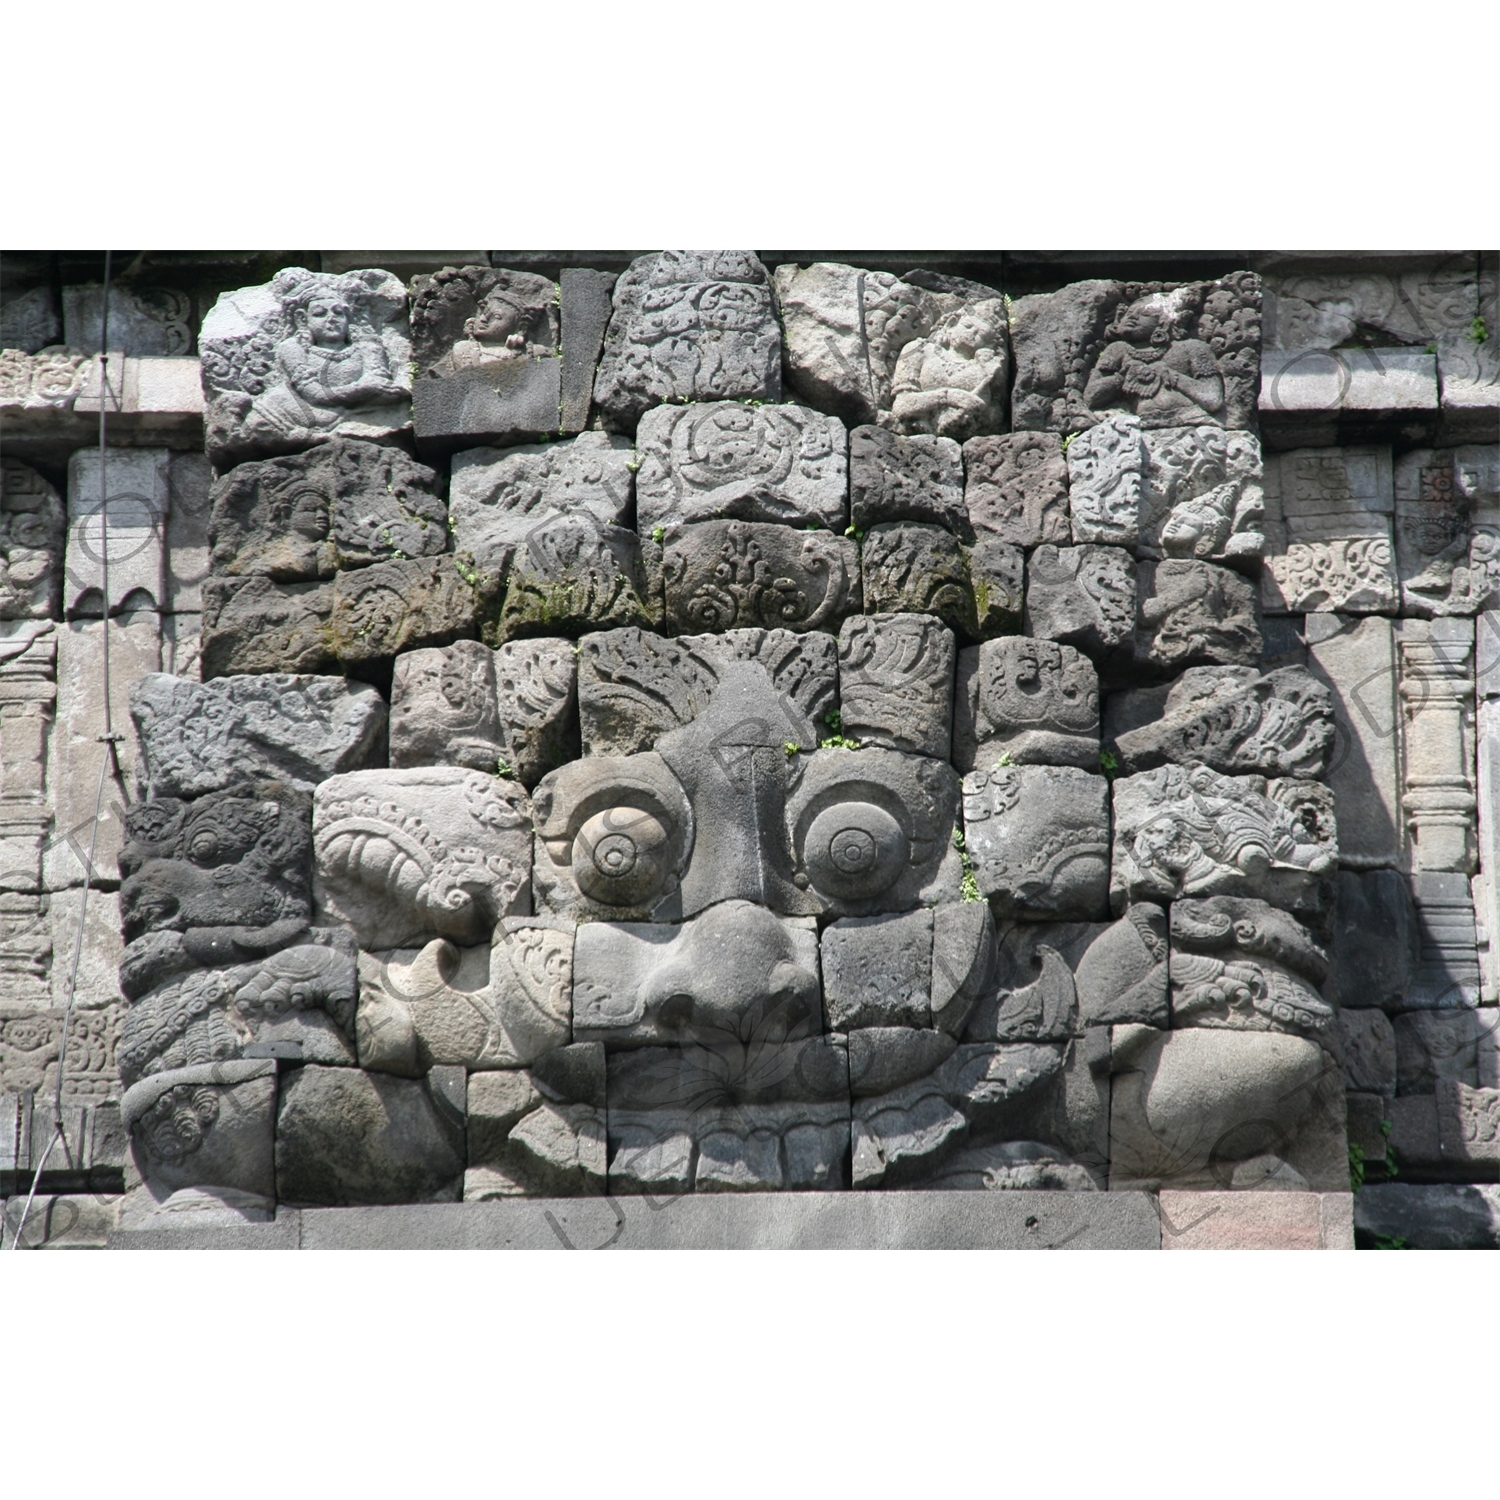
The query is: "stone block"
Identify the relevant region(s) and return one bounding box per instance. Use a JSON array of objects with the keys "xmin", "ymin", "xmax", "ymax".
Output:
[
  {"xmin": 1141, "ymin": 425, "xmax": 1265, "ymax": 565},
  {"xmin": 466, "ymin": 1056, "xmax": 606, "ymax": 1199},
  {"xmin": 63, "ymin": 281, "xmax": 195, "ymax": 356},
  {"xmin": 1067, "ymin": 413, "xmax": 1143, "ymax": 548},
  {"xmin": 313, "ymin": 767, "xmax": 531, "ymax": 949},
  {"xmin": 1109, "ymin": 1023, "xmax": 1346, "ymax": 1191},
  {"xmin": 357, "ymin": 919, "xmax": 572, "ymax": 1074},
  {"xmin": 0, "ymin": 284, "xmax": 60, "ymax": 353},
  {"xmin": 1262, "ymin": 447, "xmax": 1398, "ymax": 615},
  {"xmin": 575, "ymin": 625, "xmax": 835, "ymax": 759},
  {"xmin": 661, "ymin": 520, "xmax": 858, "ymax": 635},
  {"xmin": 200, "ymin": 268, "xmax": 412, "ymax": 466},
  {"xmin": 0, "ymin": 893, "xmax": 50, "ymax": 1007},
  {"xmin": 0, "ymin": 460, "xmax": 65, "ymax": 622},
  {"xmin": 1107, "ymin": 664, "xmax": 1333, "ymax": 778},
  {"xmin": 1394, "ymin": 446, "xmax": 1500, "ymax": 616},
  {"xmin": 1111, "ymin": 764, "xmax": 1337, "ymax": 915},
  {"xmin": 1394, "ymin": 1009, "xmax": 1500, "ymax": 1093},
  {"xmin": 45, "ymin": 612, "xmax": 160, "ymax": 891},
  {"xmin": 1435, "ymin": 1080, "xmax": 1500, "ymax": 1165},
  {"xmin": 1406, "ymin": 871, "xmax": 1482, "ymax": 1009},
  {"xmin": 48, "ymin": 888, "xmax": 122, "ymax": 1012},
  {"xmin": 207, "ymin": 438, "xmax": 448, "ymax": 581},
  {"xmin": 559, "ymin": 268, "xmax": 615, "ymax": 432},
  {"xmin": 1329, "ymin": 870, "xmax": 1416, "ymax": 1008},
  {"xmin": 1354, "ymin": 1182, "xmax": 1500, "ymax": 1249},
  {"xmin": 408, "ymin": 265, "xmax": 558, "ymax": 379},
  {"xmin": 1304, "ymin": 613, "xmax": 1401, "ymax": 869},
  {"xmin": 929, "ymin": 901, "xmax": 998, "ymax": 1037},
  {"xmin": 637, "ymin": 402, "xmax": 847, "ymax": 534},
  {"xmin": 1341, "ymin": 1008, "xmax": 1397, "ymax": 1095},
  {"xmin": 1263, "ymin": 261, "xmax": 1478, "ymax": 349},
  {"xmin": 1024, "ymin": 544, "xmax": 1137, "ymax": 662},
  {"xmin": 1, "ymin": 1192, "xmax": 121, "ymax": 1249},
  {"xmin": 330, "ymin": 556, "xmax": 478, "ymax": 669},
  {"xmin": 487, "ymin": 515, "xmax": 654, "ymax": 643},
  {"xmin": 1346, "ymin": 1091, "xmax": 1391, "ymax": 1160},
  {"xmin": 1157, "ymin": 1191, "xmax": 1353, "ymax": 1250},
  {"xmin": 963, "ymin": 907, "xmax": 1168, "ymax": 1038},
  {"xmin": 962, "ymin": 432, "xmax": 1069, "ymax": 547},
  {"xmin": 1259, "ymin": 347, "xmax": 1439, "ymax": 423},
  {"xmin": 963, "ymin": 764, "xmax": 1110, "ymax": 920},
  {"xmin": 275, "ymin": 1064, "xmax": 464, "ymax": 1207},
  {"xmin": 848, "ymin": 426, "xmax": 965, "ymax": 535},
  {"xmin": 1437, "ymin": 336, "xmax": 1500, "ymax": 442},
  {"xmin": 200, "ymin": 575, "xmax": 335, "ymax": 679},
  {"xmin": 1387, "ymin": 1091, "xmax": 1441, "ymax": 1170},
  {"xmin": 122, "ymin": 1058, "xmax": 277, "ymax": 1209},
  {"xmin": 772, "ymin": 262, "xmax": 1007, "ymax": 440},
  {"xmin": 573, "ymin": 901, "xmax": 821, "ymax": 1045},
  {"xmin": 1397, "ymin": 618, "xmax": 1476, "ymax": 875},
  {"xmin": 1135, "ymin": 559, "xmax": 1261, "ymax": 673},
  {"xmin": 860, "ymin": 522, "xmax": 977, "ymax": 639},
  {"xmin": 65, "ymin": 448, "xmax": 169, "ymax": 616},
  {"xmin": 0, "ymin": 347, "xmax": 92, "ymax": 418},
  {"xmin": 165, "ymin": 452, "xmax": 211, "ymax": 613},
  {"xmin": 838, "ymin": 613, "xmax": 955, "ymax": 760},
  {"xmin": 131, "ymin": 672, "xmax": 387, "ymax": 798},
  {"xmin": 594, "ymin": 251, "xmax": 780, "ymax": 432},
  {"xmin": 1, "ymin": 1007, "xmax": 120, "ymax": 1103},
  {"xmin": 969, "ymin": 537, "xmax": 1025, "ymax": 638},
  {"xmin": 953, "ymin": 636, "xmax": 1099, "ymax": 773},
  {"xmin": 822, "ymin": 909, "xmax": 933, "ymax": 1030},
  {"xmin": 1011, "ymin": 274, "xmax": 1261, "ymax": 433}
]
